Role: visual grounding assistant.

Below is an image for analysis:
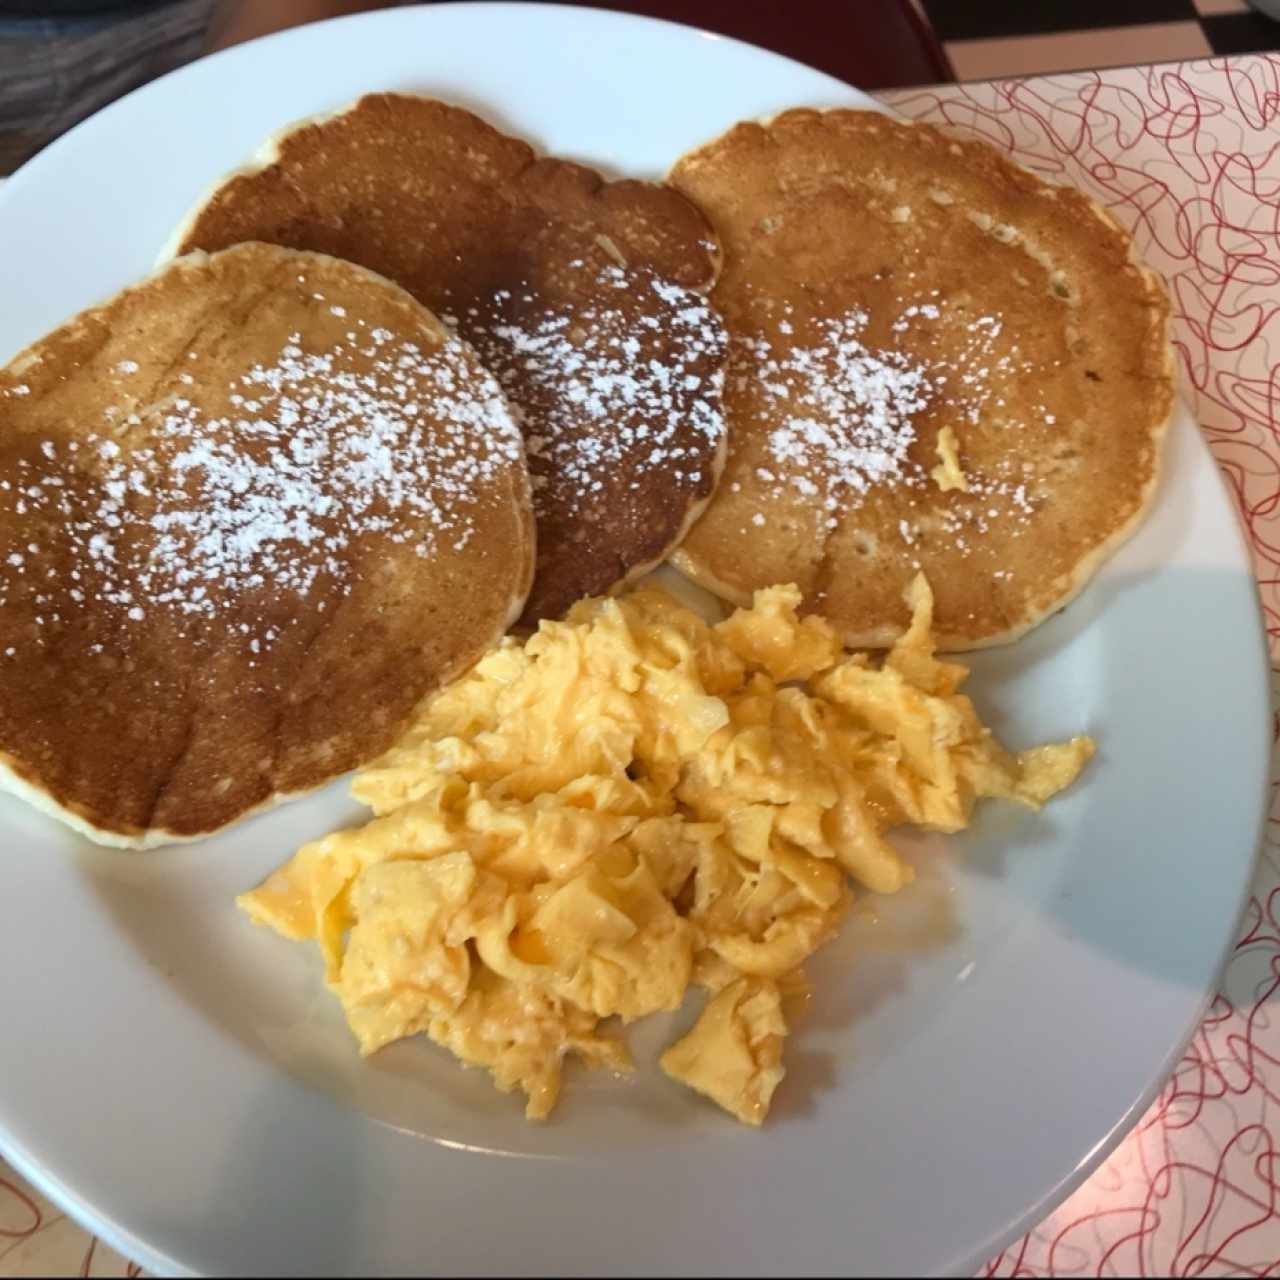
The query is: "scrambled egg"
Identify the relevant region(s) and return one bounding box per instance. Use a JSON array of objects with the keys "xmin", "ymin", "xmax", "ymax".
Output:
[
  {"xmin": 239, "ymin": 577, "xmax": 1093, "ymax": 1125},
  {"xmin": 931, "ymin": 425, "xmax": 970, "ymax": 492}
]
